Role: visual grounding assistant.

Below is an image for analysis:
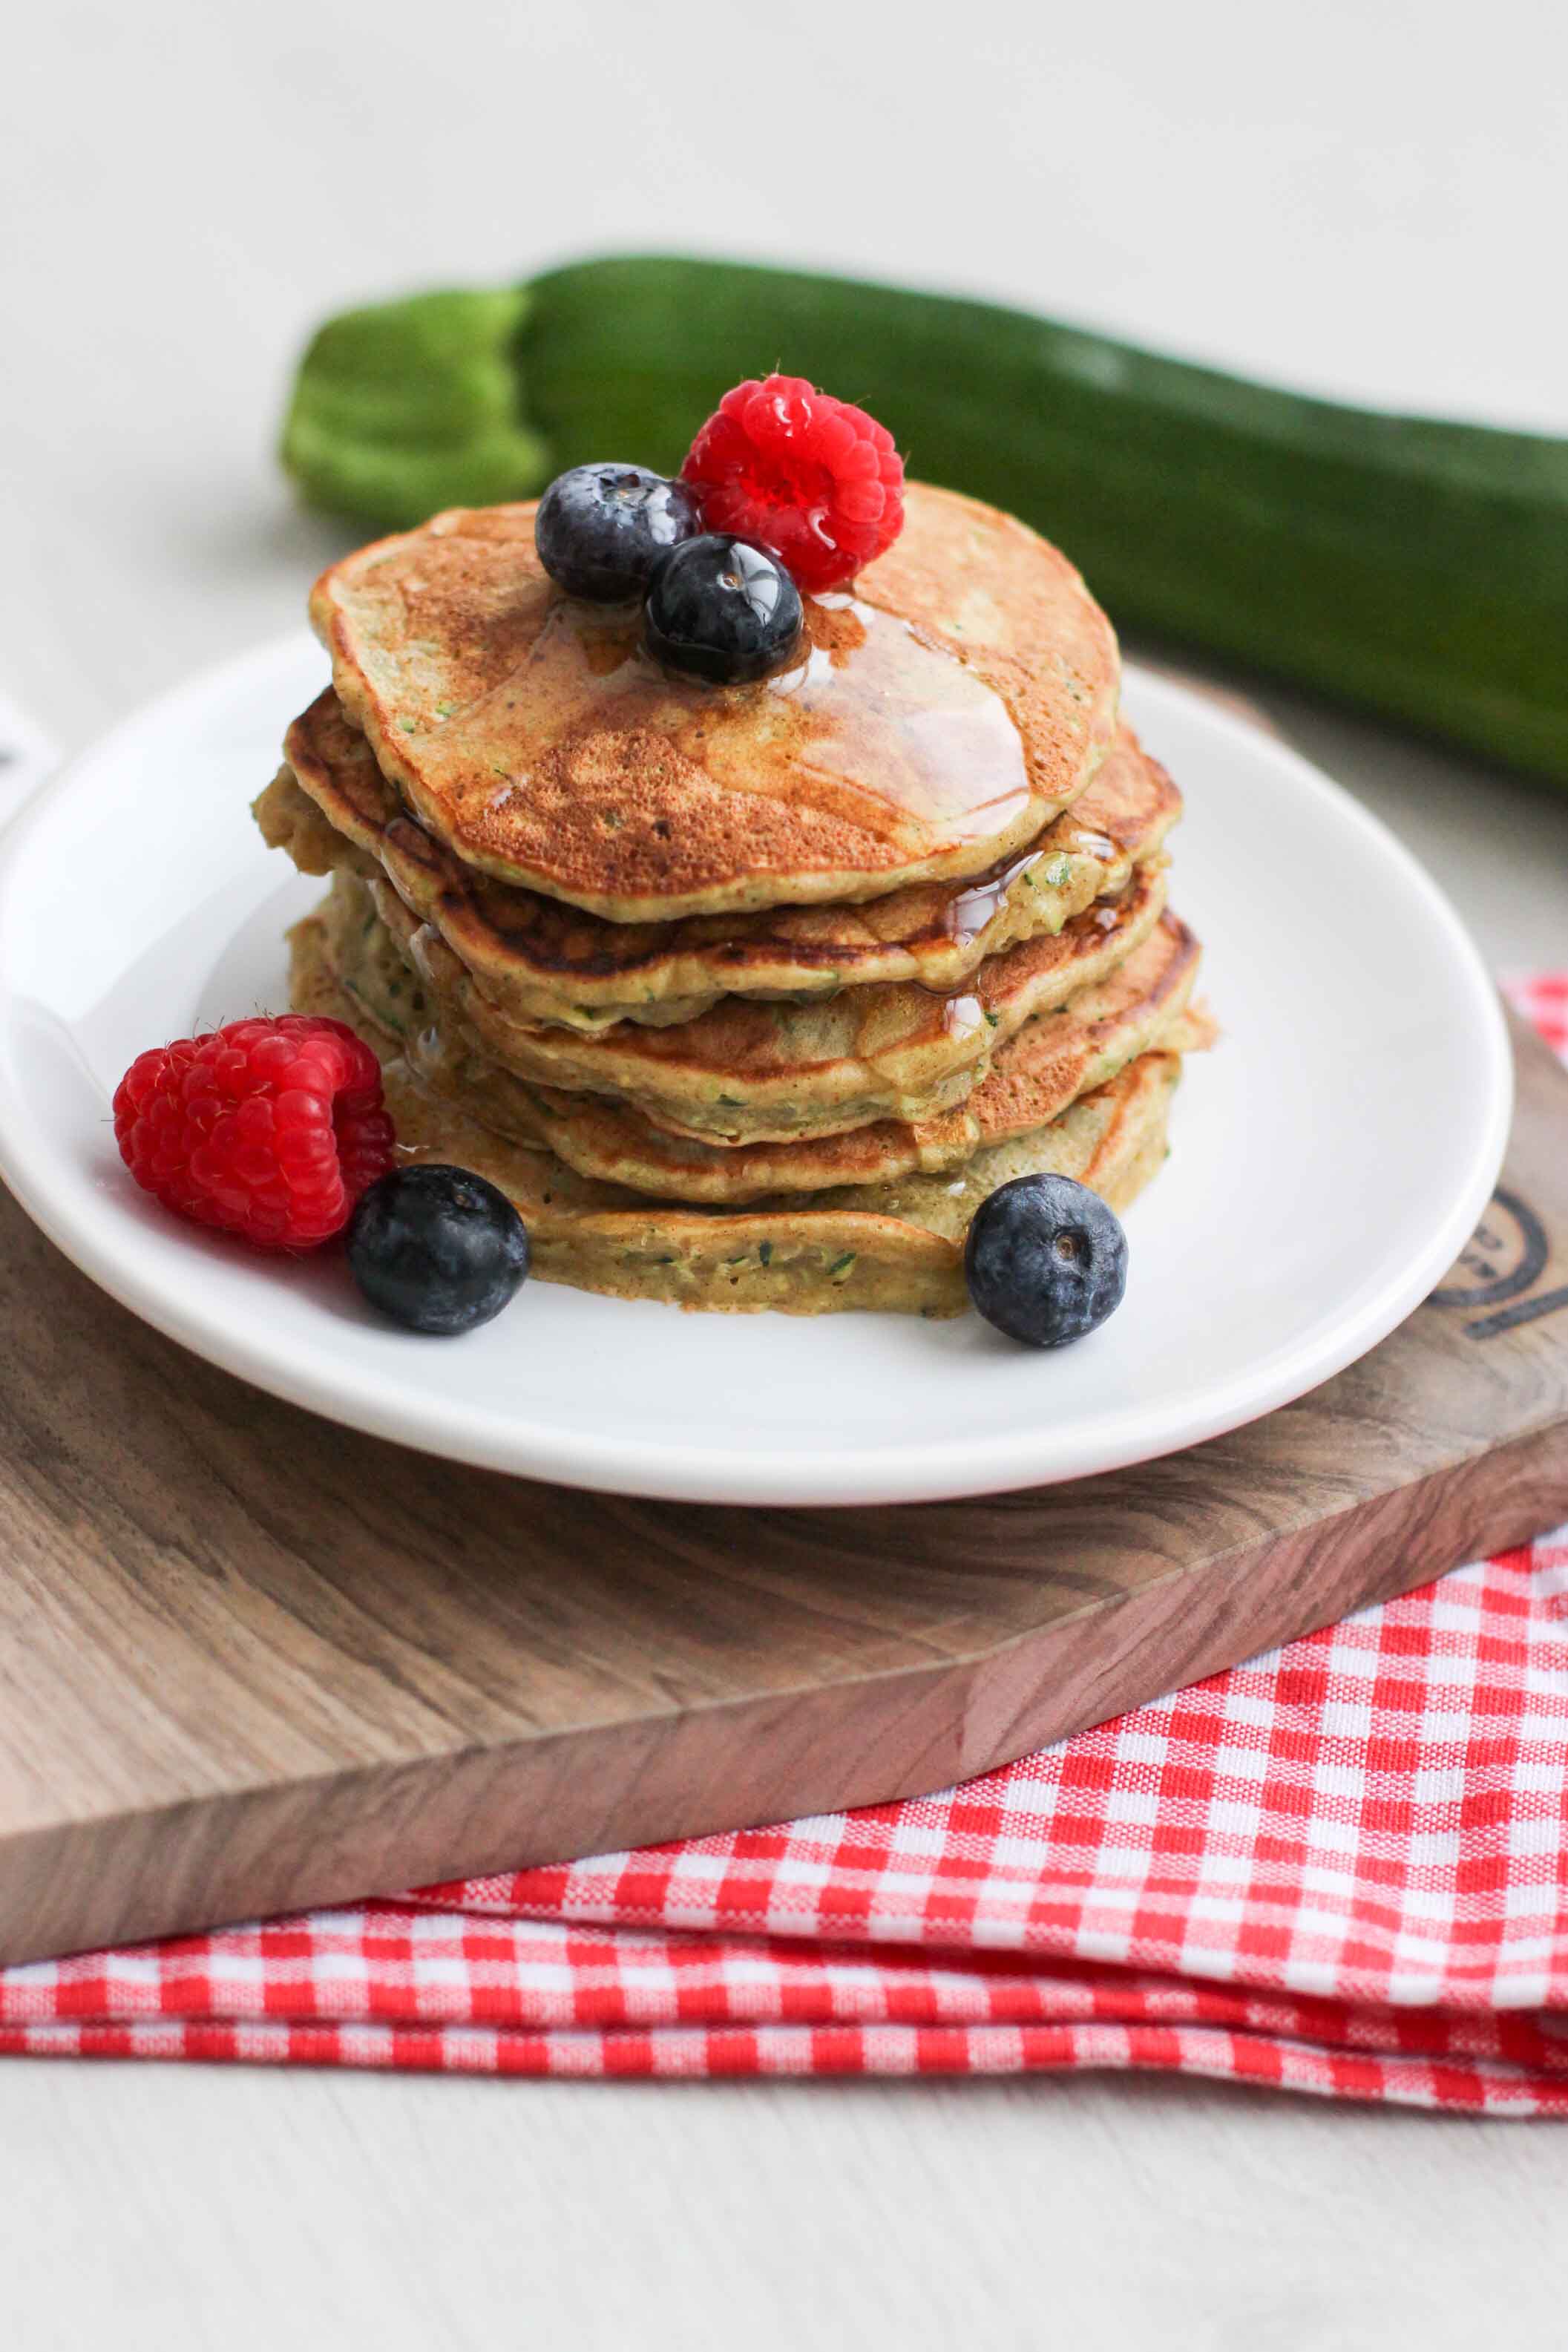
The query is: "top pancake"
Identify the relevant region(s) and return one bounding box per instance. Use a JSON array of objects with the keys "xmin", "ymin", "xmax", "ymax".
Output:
[
  {"xmin": 260, "ymin": 697, "xmax": 1178, "ymax": 1032},
  {"xmin": 308, "ymin": 481, "xmax": 1121, "ymax": 921}
]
